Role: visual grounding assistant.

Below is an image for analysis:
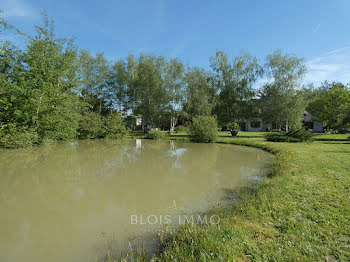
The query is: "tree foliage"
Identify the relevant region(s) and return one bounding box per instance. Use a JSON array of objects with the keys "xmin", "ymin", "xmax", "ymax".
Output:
[
  {"xmin": 183, "ymin": 67, "xmax": 216, "ymax": 119},
  {"xmin": 78, "ymin": 111, "xmax": 104, "ymax": 139},
  {"xmin": 1, "ymin": 11, "xmax": 81, "ymax": 143},
  {"xmin": 105, "ymin": 112, "xmax": 128, "ymax": 139},
  {"xmin": 189, "ymin": 116, "xmax": 218, "ymax": 143},
  {"xmin": 308, "ymin": 82, "xmax": 350, "ymax": 130},
  {"xmin": 259, "ymin": 50, "xmax": 307, "ymax": 130},
  {"xmin": 210, "ymin": 50, "xmax": 262, "ymax": 124}
]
